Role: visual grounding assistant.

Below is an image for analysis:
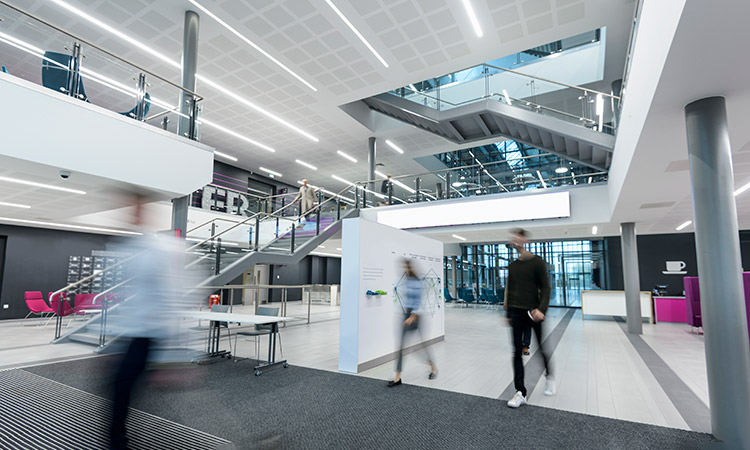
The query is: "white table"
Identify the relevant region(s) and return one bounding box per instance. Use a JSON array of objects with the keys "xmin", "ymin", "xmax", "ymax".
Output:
[{"xmin": 185, "ymin": 311, "xmax": 295, "ymax": 375}]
